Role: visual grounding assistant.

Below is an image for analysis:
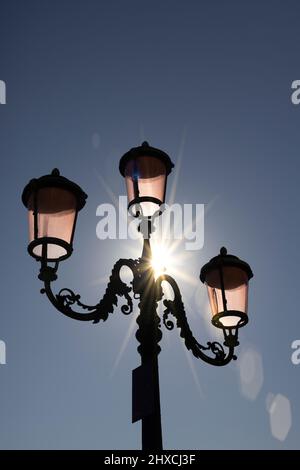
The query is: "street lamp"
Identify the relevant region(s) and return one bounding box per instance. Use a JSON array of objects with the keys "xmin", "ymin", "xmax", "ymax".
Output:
[
  {"xmin": 21, "ymin": 142, "xmax": 253, "ymax": 450},
  {"xmin": 22, "ymin": 168, "xmax": 87, "ymax": 262},
  {"xmin": 119, "ymin": 141, "xmax": 174, "ymax": 217},
  {"xmin": 200, "ymin": 247, "xmax": 253, "ymax": 348}
]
